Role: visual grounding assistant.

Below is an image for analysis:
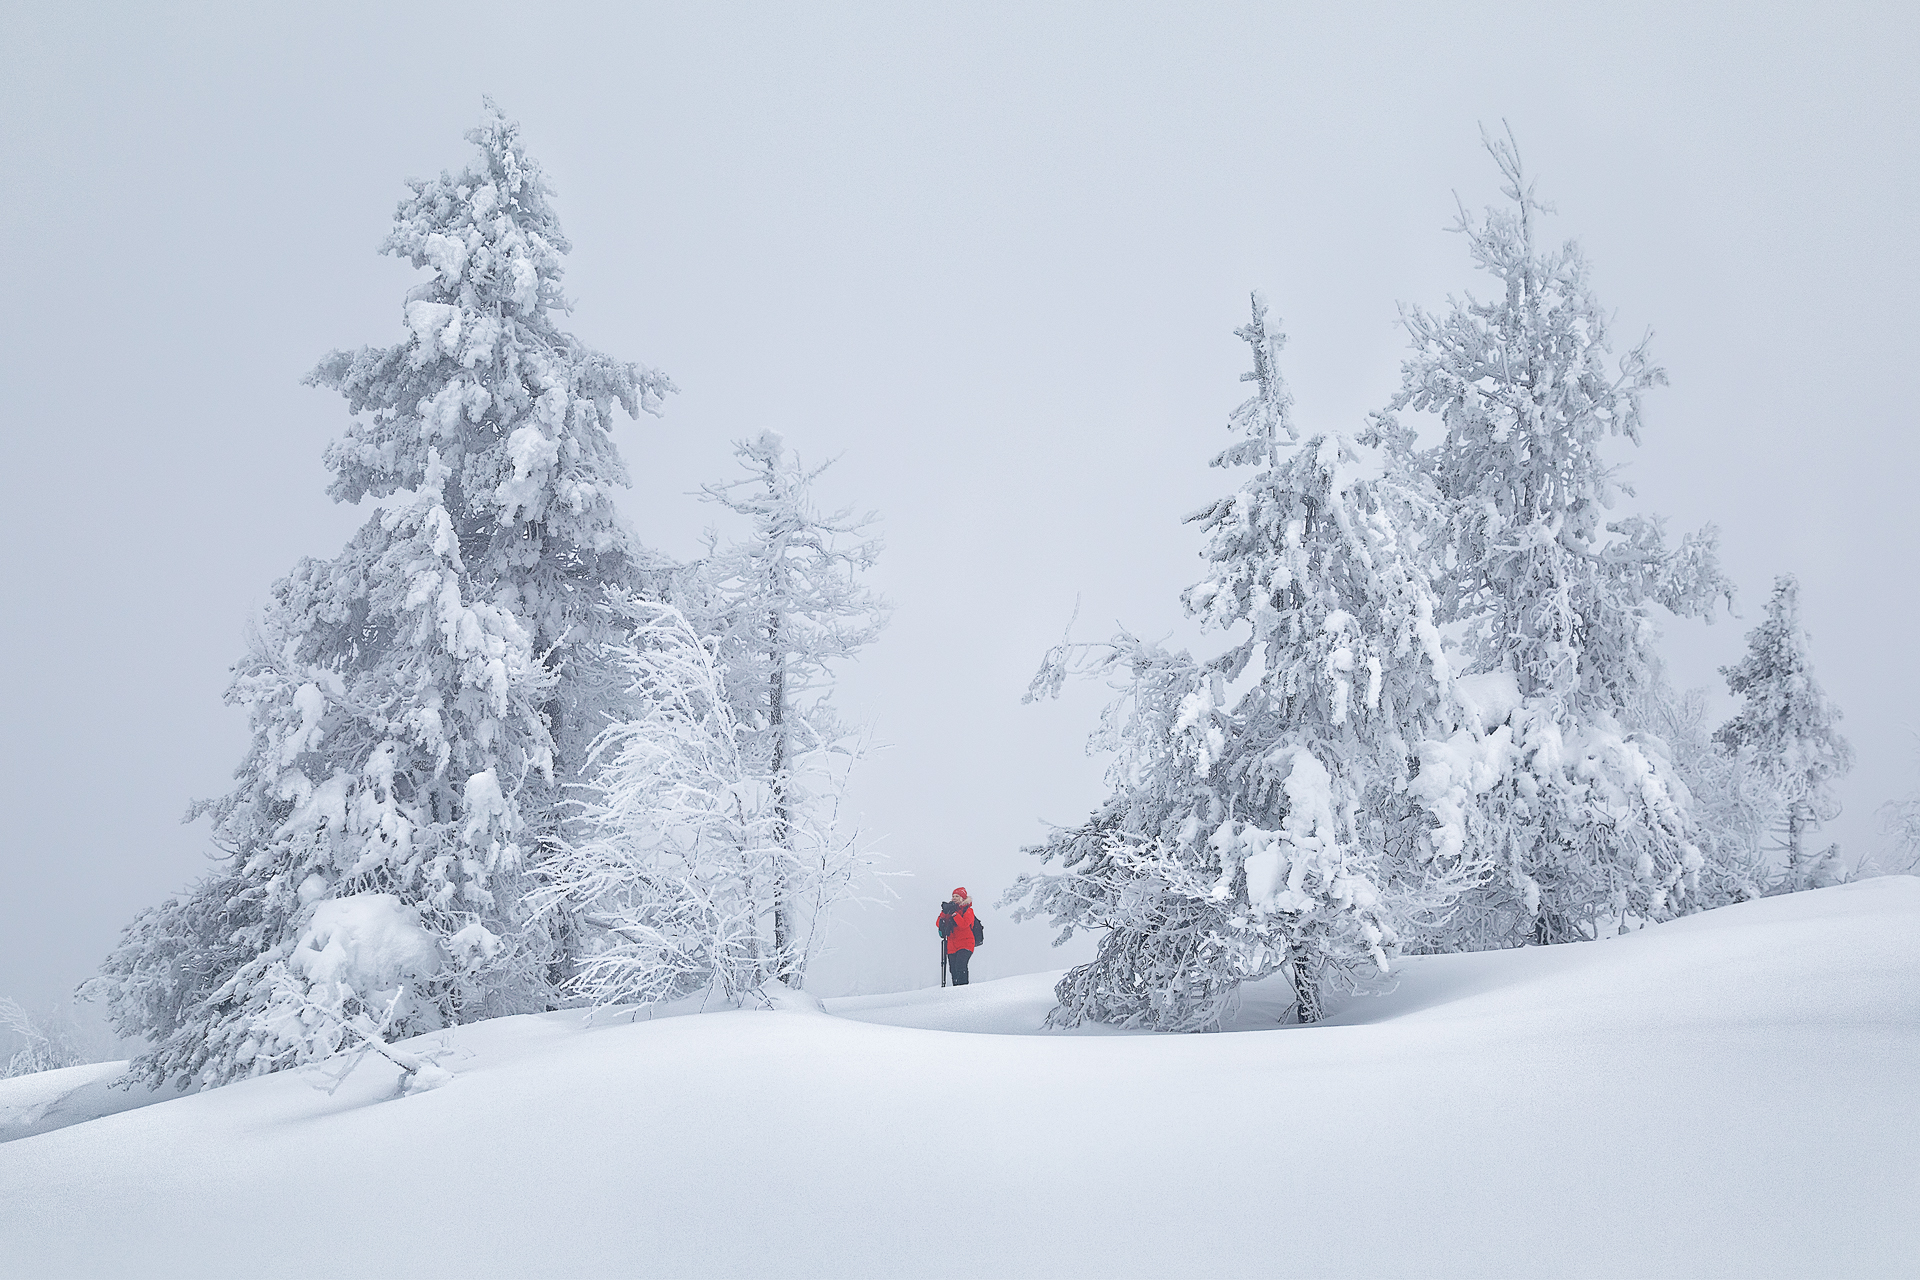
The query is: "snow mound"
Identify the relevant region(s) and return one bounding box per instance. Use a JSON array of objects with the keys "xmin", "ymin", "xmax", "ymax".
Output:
[
  {"xmin": 1, "ymin": 879, "xmax": 1915, "ymax": 1279},
  {"xmin": 290, "ymin": 893, "xmax": 444, "ymax": 993},
  {"xmin": 748, "ymin": 980, "xmax": 827, "ymax": 1015},
  {"xmin": 1454, "ymin": 669, "xmax": 1522, "ymax": 730},
  {"xmin": 0, "ymin": 1062, "xmax": 193, "ymax": 1145}
]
